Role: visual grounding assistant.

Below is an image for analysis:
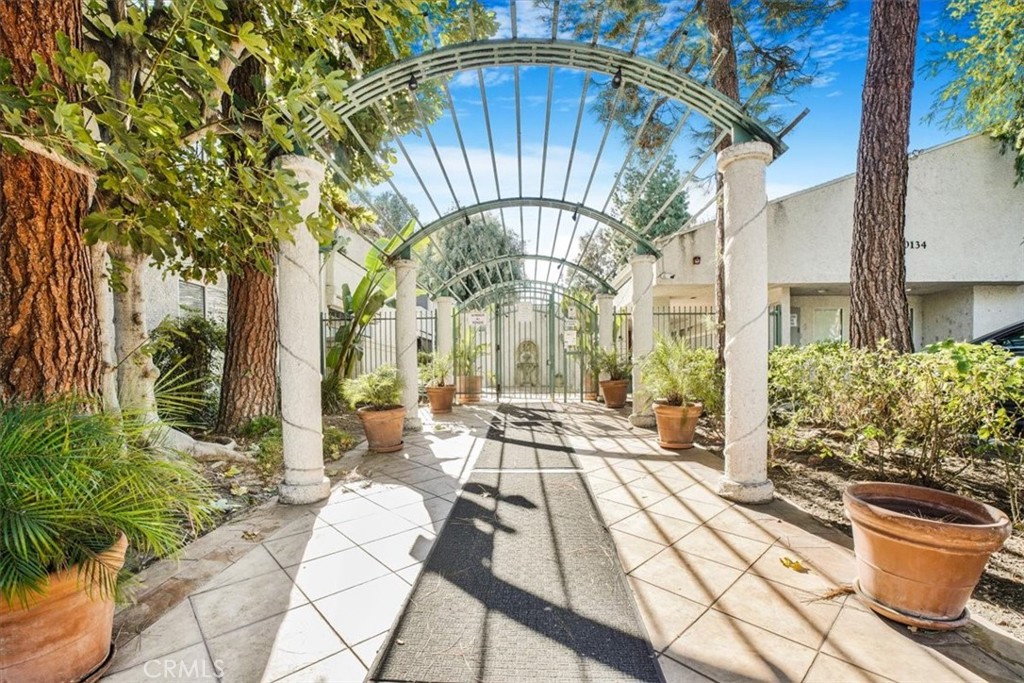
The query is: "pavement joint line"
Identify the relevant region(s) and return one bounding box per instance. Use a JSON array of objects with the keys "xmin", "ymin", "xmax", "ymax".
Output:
[{"xmin": 471, "ymin": 467, "xmax": 585, "ymax": 473}]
